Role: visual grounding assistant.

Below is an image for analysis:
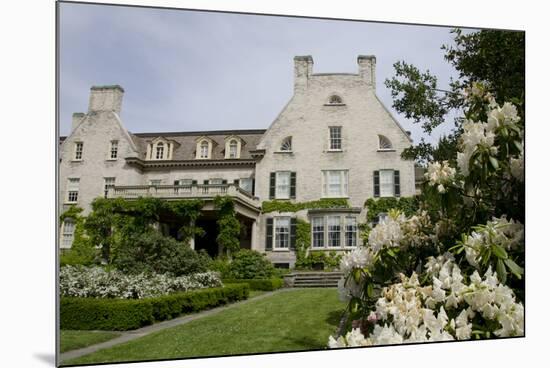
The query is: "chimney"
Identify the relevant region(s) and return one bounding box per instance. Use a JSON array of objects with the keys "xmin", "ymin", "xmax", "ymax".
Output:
[
  {"xmin": 88, "ymin": 85, "xmax": 124, "ymax": 114},
  {"xmin": 294, "ymin": 55, "xmax": 313, "ymax": 93},
  {"xmin": 71, "ymin": 112, "xmax": 85, "ymax": 132},
  {"xmin": 357, "ymin": 55, "xmax": 376, "ymax": 89}
]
